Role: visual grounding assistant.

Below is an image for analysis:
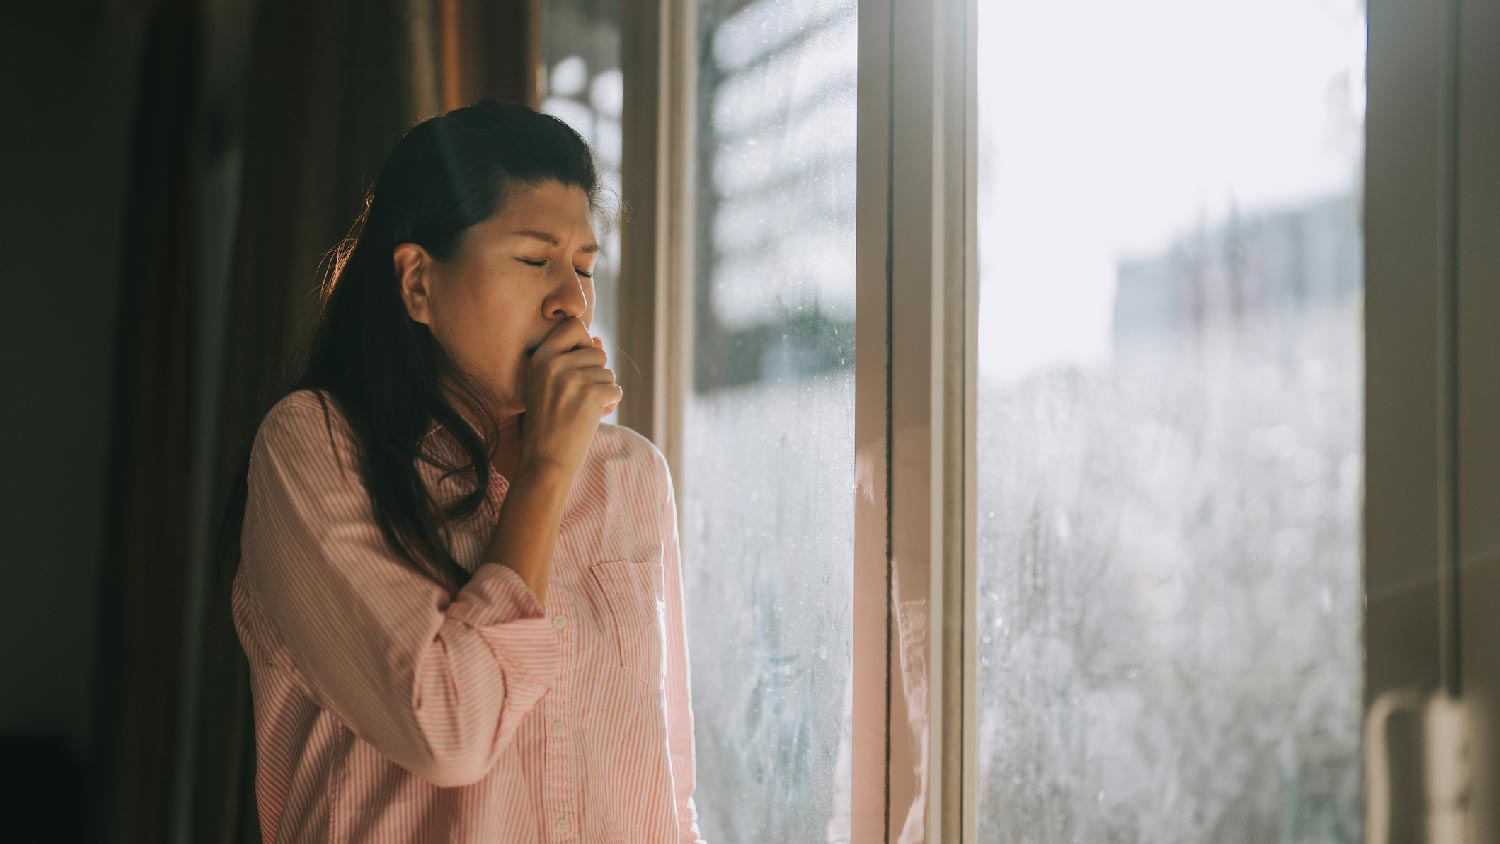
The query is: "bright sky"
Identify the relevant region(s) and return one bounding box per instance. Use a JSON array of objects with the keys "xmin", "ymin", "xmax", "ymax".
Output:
[{"xmin": 976, "ymin": 0, "xmax": 1366, "ymax": 384}]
